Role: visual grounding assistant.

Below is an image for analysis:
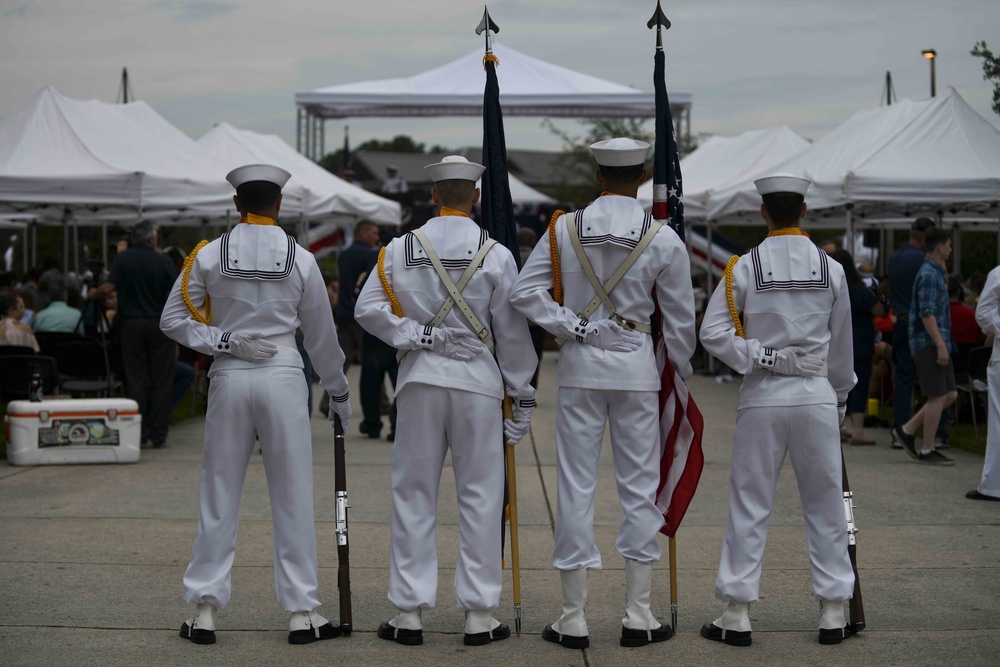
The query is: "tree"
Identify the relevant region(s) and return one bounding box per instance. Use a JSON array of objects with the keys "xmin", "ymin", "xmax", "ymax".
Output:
[
  {"xmin": 971, "ymin": 41, "xmax": 1000, "ymax": 117},
  {"xmin": 543, "ymin": 117, "xmax": 654, "ymax": 203}
]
